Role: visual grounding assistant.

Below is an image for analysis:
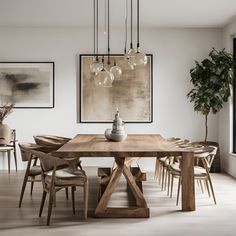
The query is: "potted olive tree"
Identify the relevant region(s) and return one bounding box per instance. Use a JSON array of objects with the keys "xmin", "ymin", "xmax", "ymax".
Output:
[
  {"xmin": 0, "ymin": 103, "xmax": 14, "ymax": 146},
  {"xmin": 187, "ymin": 48, "xmax": 234, "ymax": 172}
]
